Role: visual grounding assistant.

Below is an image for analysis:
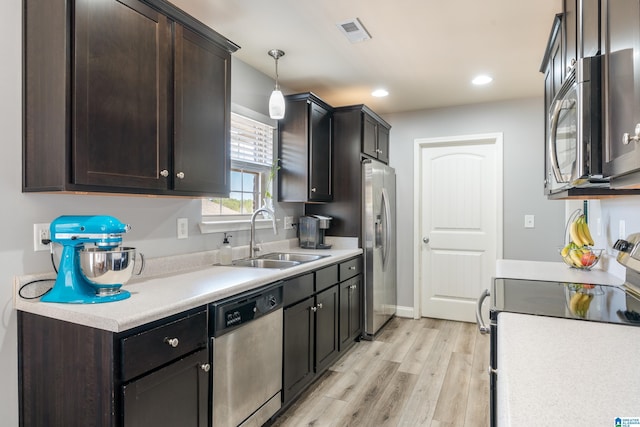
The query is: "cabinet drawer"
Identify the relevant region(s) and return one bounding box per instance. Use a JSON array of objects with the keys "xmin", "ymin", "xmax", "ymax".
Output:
[
  {"xmin": 283, "ymin": 273, "xmax": 315, "ymax": 307},
  {"xmin": 315, "ymin": 264, "xmax": 339, "ymax": 292},
  {"xmin": 340, "ymin": 257, "xmax": 362, "ymax": 281},
  {"xmin": 121, "ymin": 310, "xmax": 207, "ymax": 381}
]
